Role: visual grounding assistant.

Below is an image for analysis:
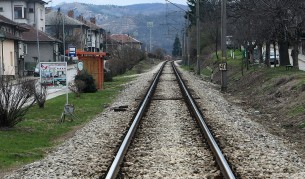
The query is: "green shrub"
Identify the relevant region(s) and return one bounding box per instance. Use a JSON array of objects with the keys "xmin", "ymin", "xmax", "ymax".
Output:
[{"xmin": 74, "ymin": 71, "xmax": 97, "ymax": 93}]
